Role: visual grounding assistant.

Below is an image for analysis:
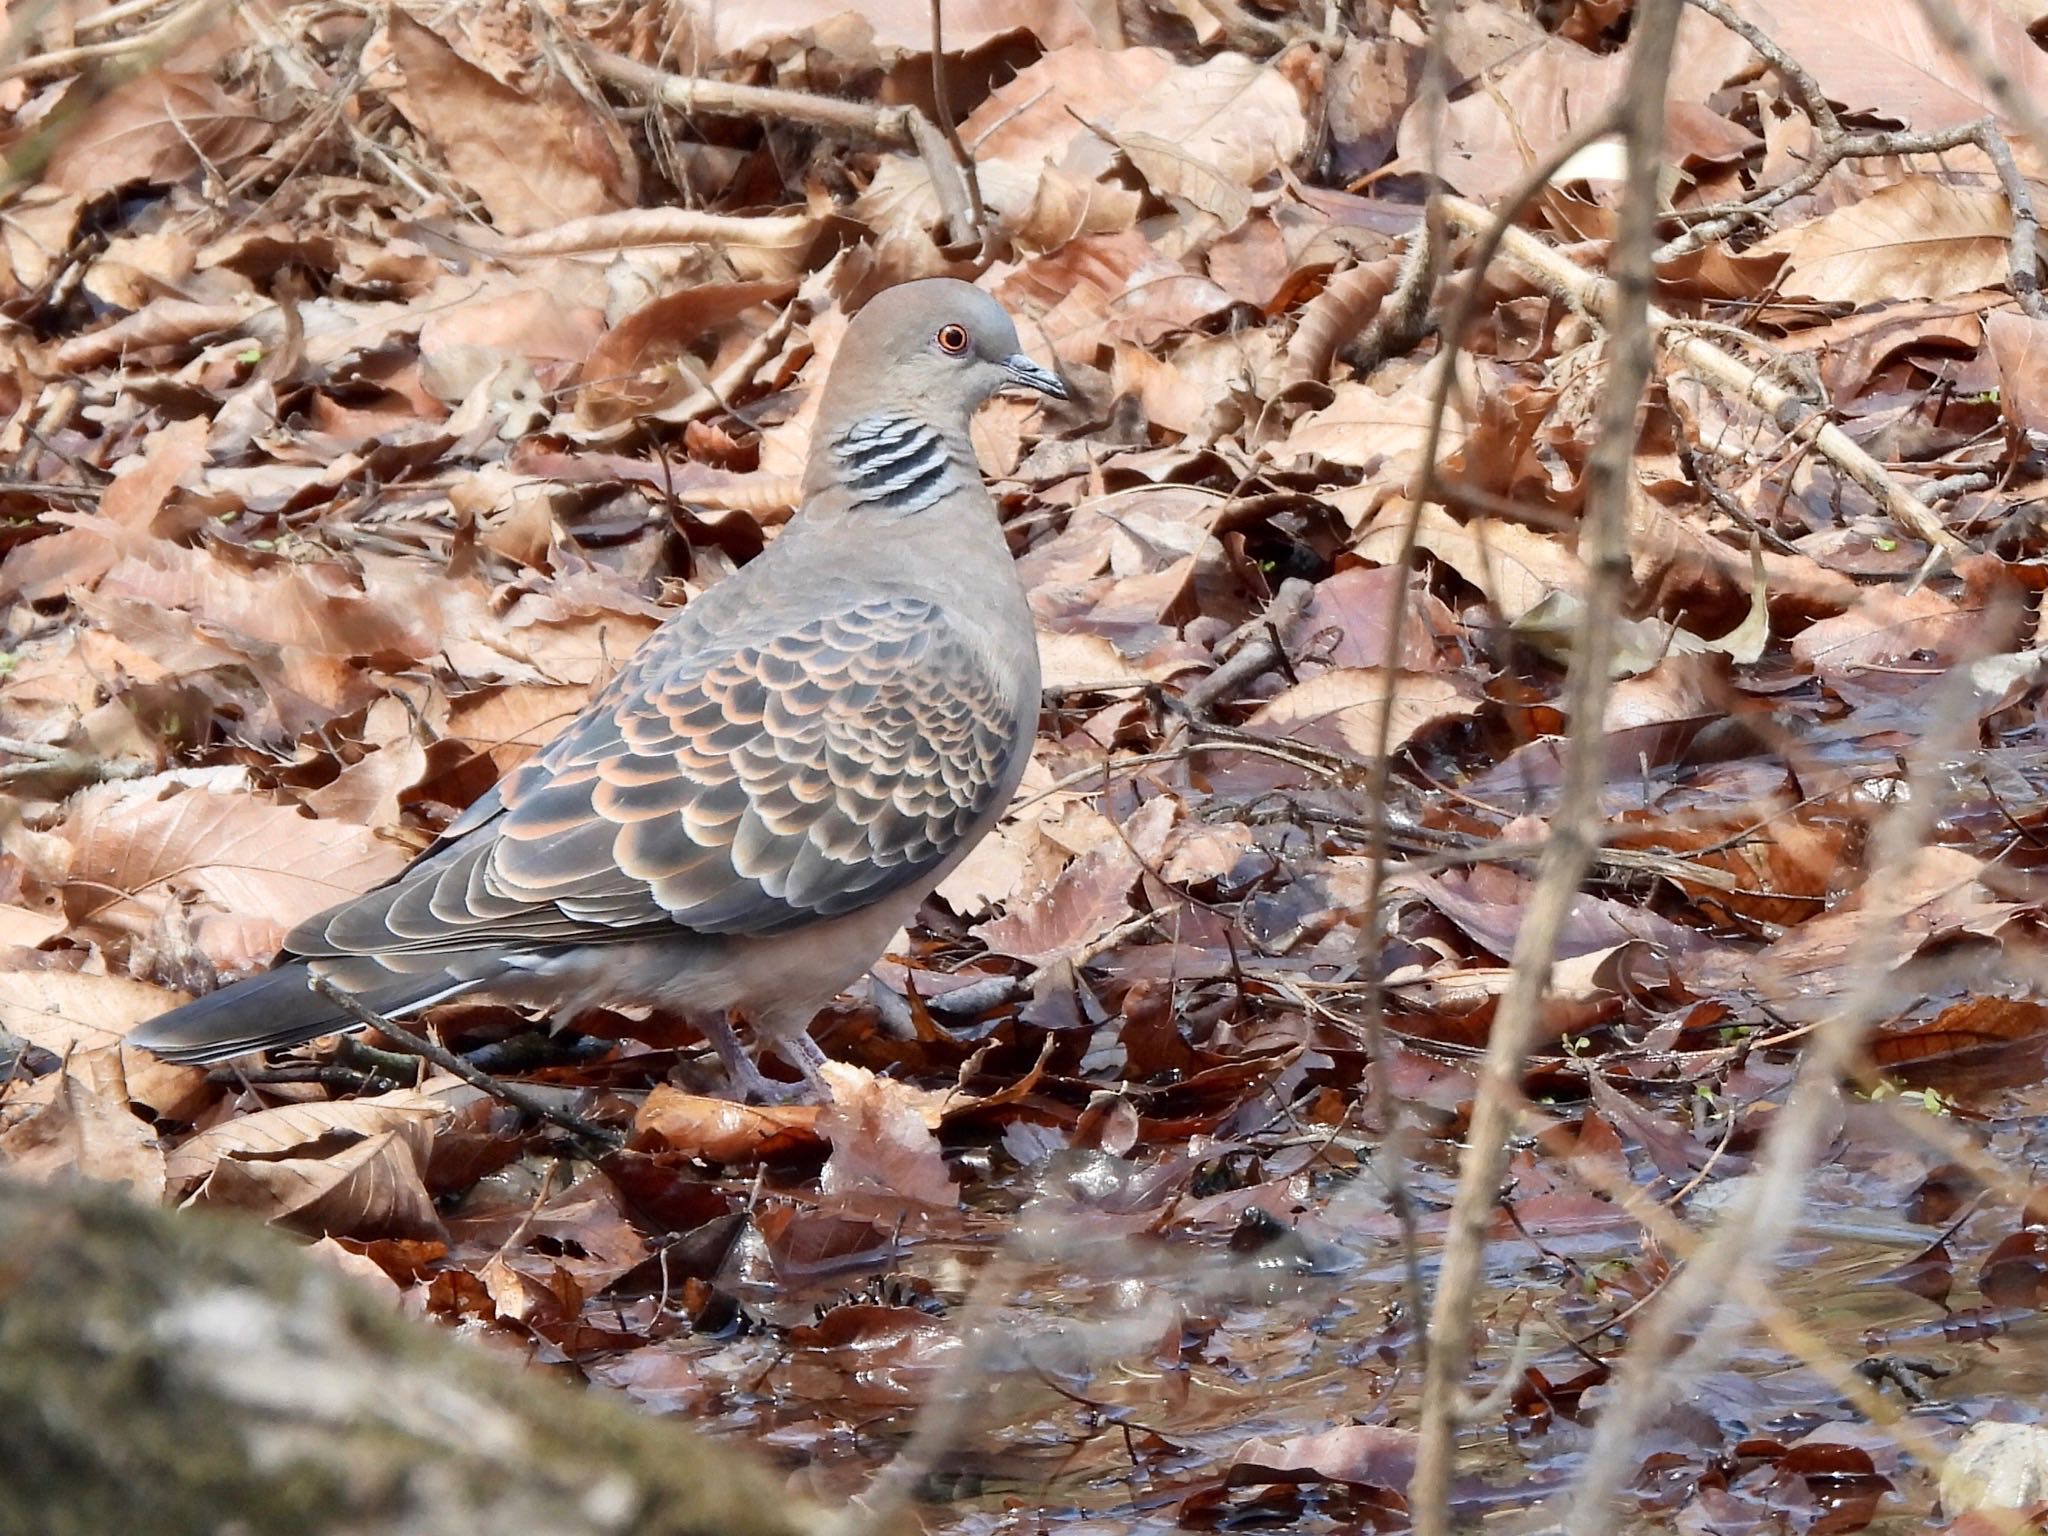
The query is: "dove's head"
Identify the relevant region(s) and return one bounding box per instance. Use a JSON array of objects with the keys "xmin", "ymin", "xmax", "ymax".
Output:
[{"xmin": 825, "ymin": 278, "xmax": 1068, "ymax": 428}]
